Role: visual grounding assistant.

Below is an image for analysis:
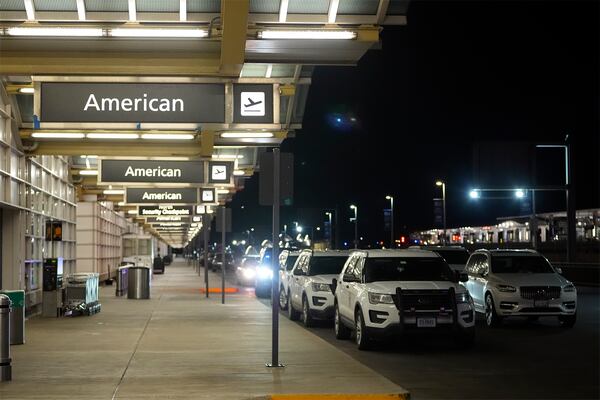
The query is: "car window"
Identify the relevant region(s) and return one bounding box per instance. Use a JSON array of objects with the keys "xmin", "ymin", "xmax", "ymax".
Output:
[
  {"xmin": 353, "ymin": 257, "xmax": 364, "ymax": 281},
  {"xmin": 300, "ymin": 255, "xmax": 310, "ymax": 275},
  {"xmin": 434, "ymin": 249, "xmax": 470, "ymax": 265},
  {"xmin": 308, "ymin": 256, "xmax": 347, "ymax": 276},
  {"xmin": 286, "ymin": 255, "xmax": 298, "ymax": 271},
  {"xmin": 342, "ymin": 256, "xmax": 357, "ymax": 279},
  {"xmin": 466, "ymin": 255, "xmax": 477, "ymax": 274},
  {"xmin": 364, "ymin": 257, "xmax": 454, "ymax": 282},
  {"xmin": 491, "ymin": 255, "xmax": 555, "ymax": 274}
]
